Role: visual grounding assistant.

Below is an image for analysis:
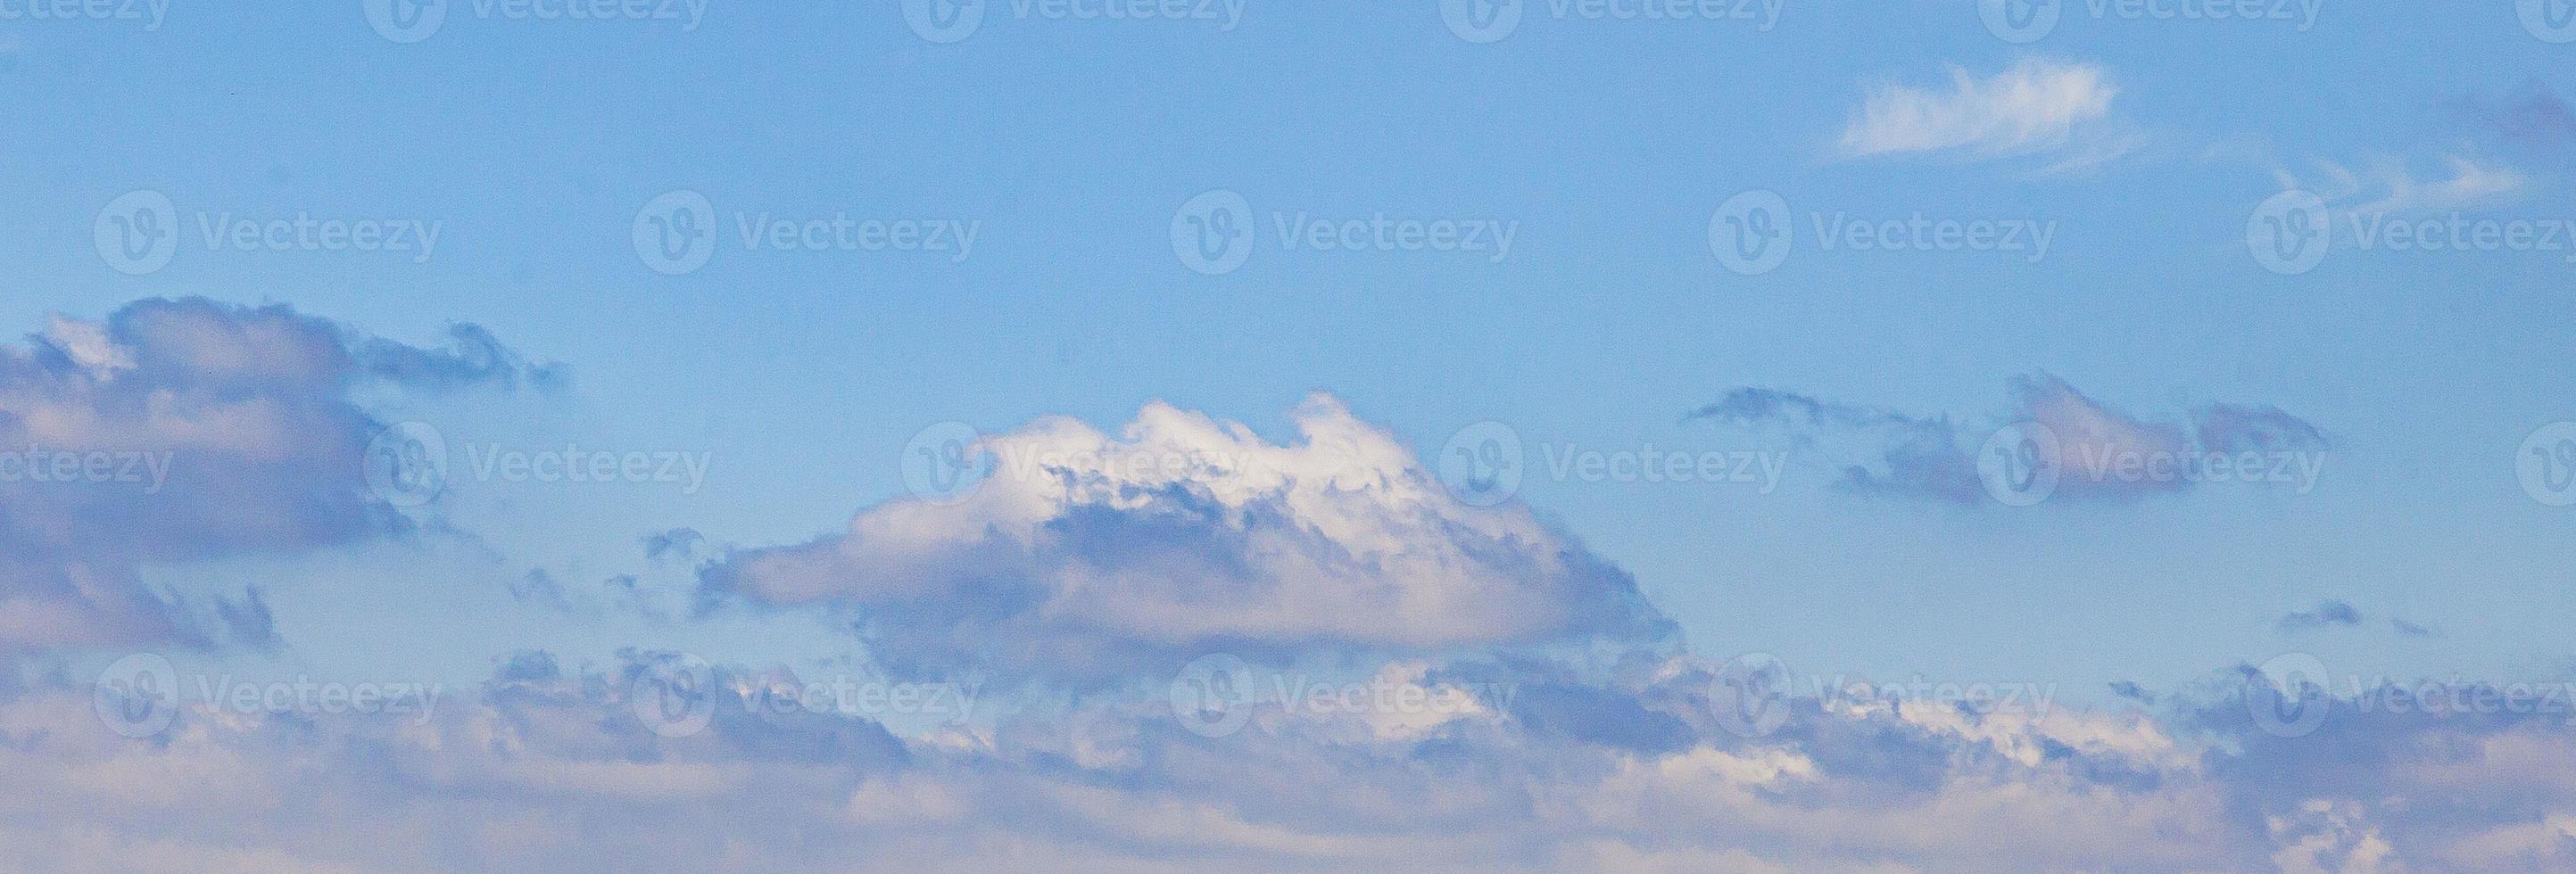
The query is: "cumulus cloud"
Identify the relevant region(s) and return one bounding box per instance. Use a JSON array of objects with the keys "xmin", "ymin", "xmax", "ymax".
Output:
[
  {"xmin": 700, "ymin": 395, "xmax": 1675, "ymax": 683},
  {"xmin": 1693, "ymin": 373, "xmax": 2327, "ymax": 504},
  {"xmin": 1836, "ymin": 59, "xmax": 2134, "ymax": 168},
  {"xmin": 0, "ymin": 298, "xmax": 554, "ymax": 655},
  {"xmin": 11, "ymin": 380, "xmax": 2576, "ymax": 870}
]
